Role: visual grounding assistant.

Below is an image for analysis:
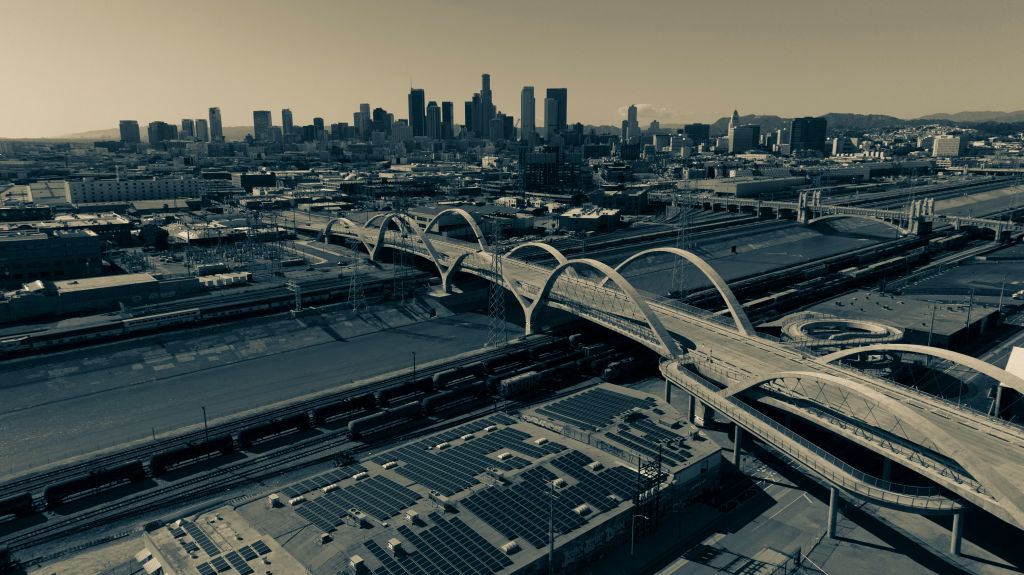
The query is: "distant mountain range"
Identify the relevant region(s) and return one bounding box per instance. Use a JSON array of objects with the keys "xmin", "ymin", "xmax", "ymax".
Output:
[{"xmin": 7, "ymin": 110, "xmax": 1023, "ymax": 141}]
